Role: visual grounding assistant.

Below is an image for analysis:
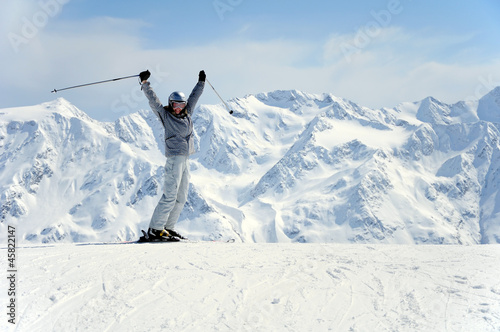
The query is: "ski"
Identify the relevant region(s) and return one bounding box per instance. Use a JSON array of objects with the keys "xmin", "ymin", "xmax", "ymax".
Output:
[
  {"xmin": 76, "ymin": 239, "xmax": 177, "ymax": 246},
  {"xmin": 181, "ymin": 238, "xmax": 236, "ymax": 243},
  {"xmin": 137, "ymin": 229, "xmax": 236, "ymax": 244},
  {"xmin": 73, "ymin": 230, "xmax": 236, "ymax": 246},
  {"xmin": 75, "ymin": 240, "xmax": 140, "ymax": 246},
  {"xmin": 75, "ymin": 239, "xmax": 235, "ymax": 246}
]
